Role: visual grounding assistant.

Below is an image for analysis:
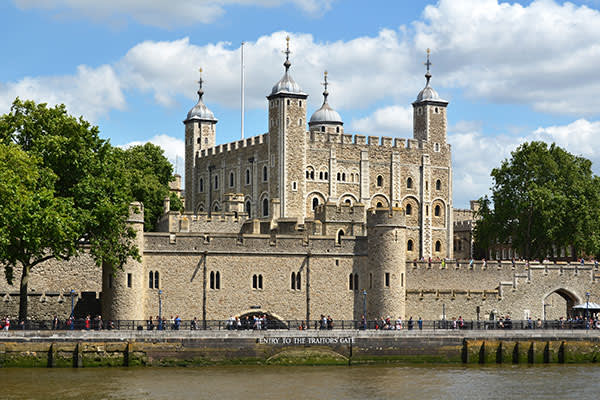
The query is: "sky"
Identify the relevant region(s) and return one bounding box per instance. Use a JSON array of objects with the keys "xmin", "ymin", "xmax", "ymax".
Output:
[{"xmin": 2, "ymin": 0, "xmax": 600, "ymax": 208}]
